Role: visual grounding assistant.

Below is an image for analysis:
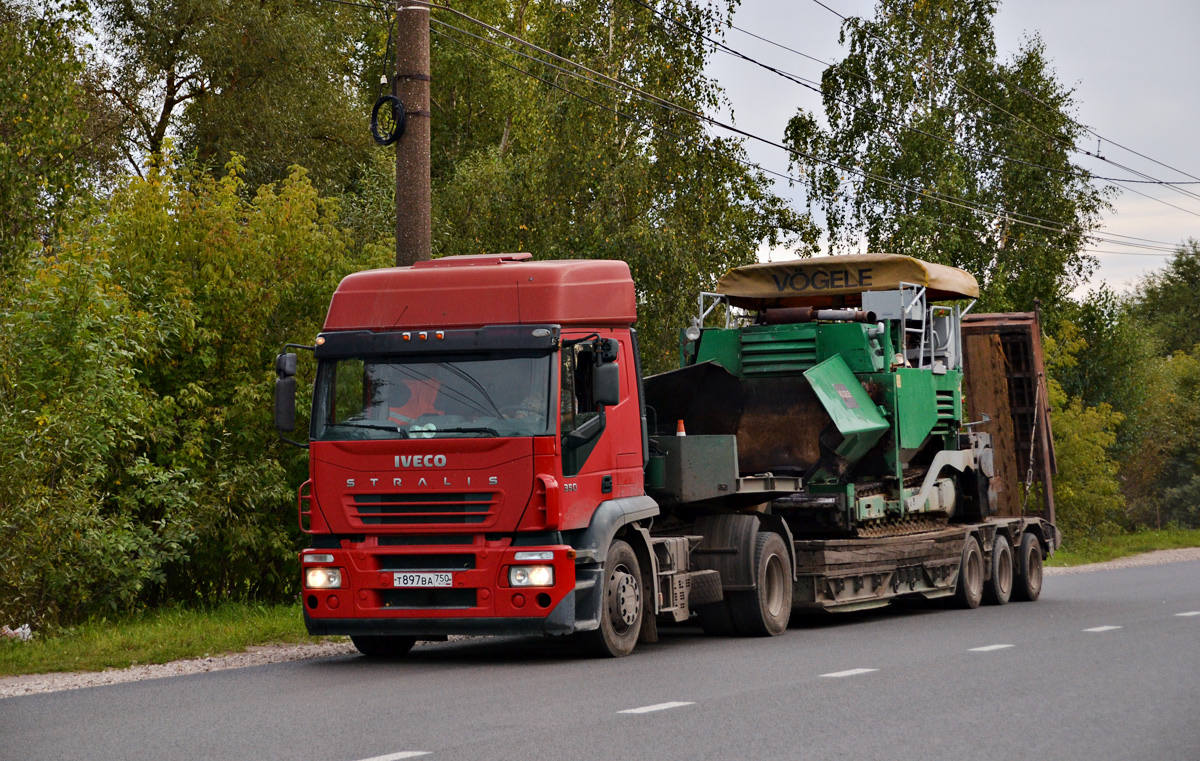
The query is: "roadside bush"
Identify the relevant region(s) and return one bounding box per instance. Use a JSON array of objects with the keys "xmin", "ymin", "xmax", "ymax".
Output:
[
  {"xmin": 1044, "ymin": 327, "xmax": 1127, "ymax": 541},
  {"xmin": 0, "ymin": 156, "xmax": 388, "ymax": 628}
]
